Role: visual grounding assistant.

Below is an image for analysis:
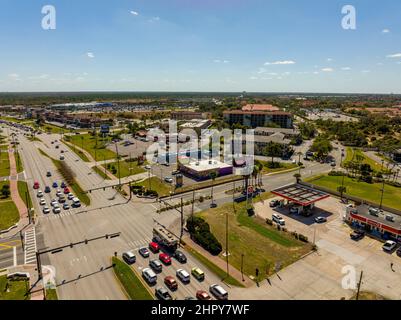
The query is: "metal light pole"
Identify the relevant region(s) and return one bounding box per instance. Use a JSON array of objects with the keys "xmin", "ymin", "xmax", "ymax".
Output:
[
  {"xmin": 241, "ymin": 253, "xmax": 244, "ymax": 282},
  {"xmin": 115, "ymin": 142, "xmax": 121, "ymax": 187},
  {"xmin": 379, "ymin": 174, "xmax": 386, "ymax": 210}
]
